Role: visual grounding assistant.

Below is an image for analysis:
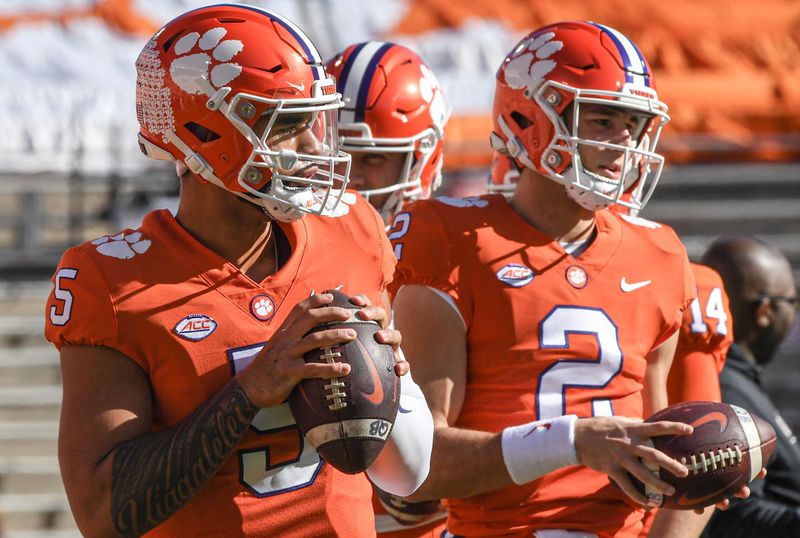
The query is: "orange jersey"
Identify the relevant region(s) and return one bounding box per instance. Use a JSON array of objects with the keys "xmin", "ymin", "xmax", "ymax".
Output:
[
  {"xmin": 667, "ymin": 263, "xmax": 732, "ymax": 404},
  {"xmin": 45, "ymin": 197, "xmax": 394, "ymax": 538},
  {"xmin": 389, "ymin": 195, "xmax": 694, "ymax": 538}
]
